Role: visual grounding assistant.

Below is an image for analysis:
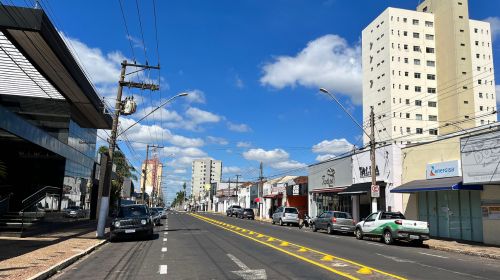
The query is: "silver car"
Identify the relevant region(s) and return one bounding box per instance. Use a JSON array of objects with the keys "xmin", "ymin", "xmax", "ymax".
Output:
[
  {"xmin": 312, "ymin": 211, "xmax": 355, "ymax": 234},
  {"xmin": 272, "ymin": 207, "xmax": 299, "ymax": 226}
]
